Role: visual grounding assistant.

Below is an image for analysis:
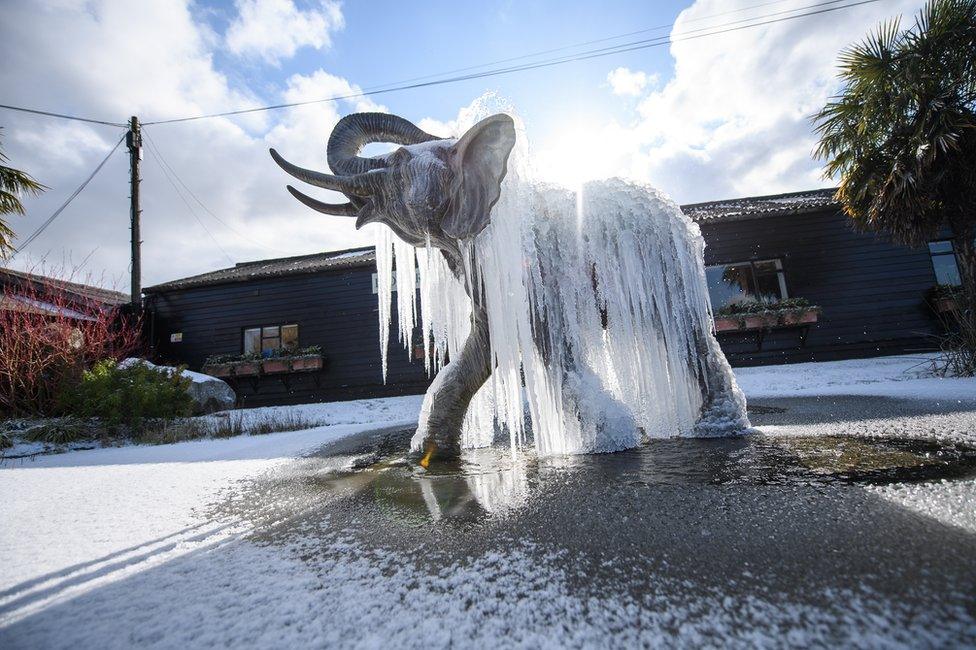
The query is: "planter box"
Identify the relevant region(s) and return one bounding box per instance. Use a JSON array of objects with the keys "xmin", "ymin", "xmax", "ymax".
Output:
[
  {"xmin": 232, "ymin": 361, "xmax": 261, "ymax": 377},
  {"xmin": 781, "ymin": 310, "xmax": 819, "ymax": 326},
  {"xmin": 261, "ymin": 358, "xmax": 291, "ymax": 374},
  {"xmin": 291, "ymin": 355, "xmax": 323, "ymax": 372},
  {"xmin": 742, "ymin": 315, "xmax": 766, "ymax": 329},
  {"xmin": 202, "ymin": 363, "xmax": 233, "ymax": 378},
  {"xmin": 715, "ymin": 308, "xmax": 819, "ymax": 332},
  {"xmin": 714, "ymin": 318, "xmax": 740, "ymax": 332}
]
